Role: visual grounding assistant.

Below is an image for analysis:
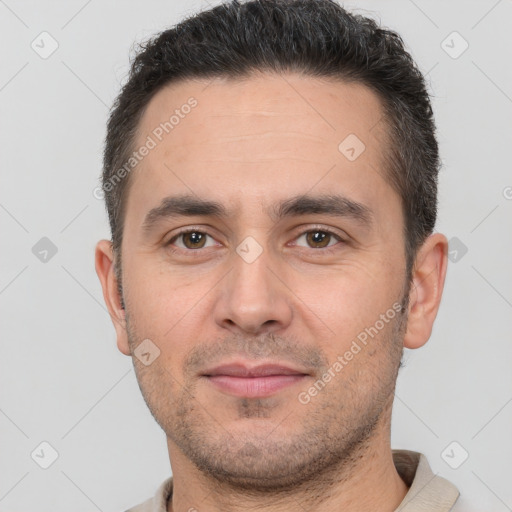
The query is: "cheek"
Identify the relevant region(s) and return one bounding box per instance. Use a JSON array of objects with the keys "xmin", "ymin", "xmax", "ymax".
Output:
[
  {"xmin": 123, "ymin": 258, "xmax": 220, "ymax": 361},
  {"xmin": 294, "ymin": 263, "xmax": 404, "ymax": 348},
  {"xmin": 125, "ymin": 251, "xmax": 203, "ymax": 310}
]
